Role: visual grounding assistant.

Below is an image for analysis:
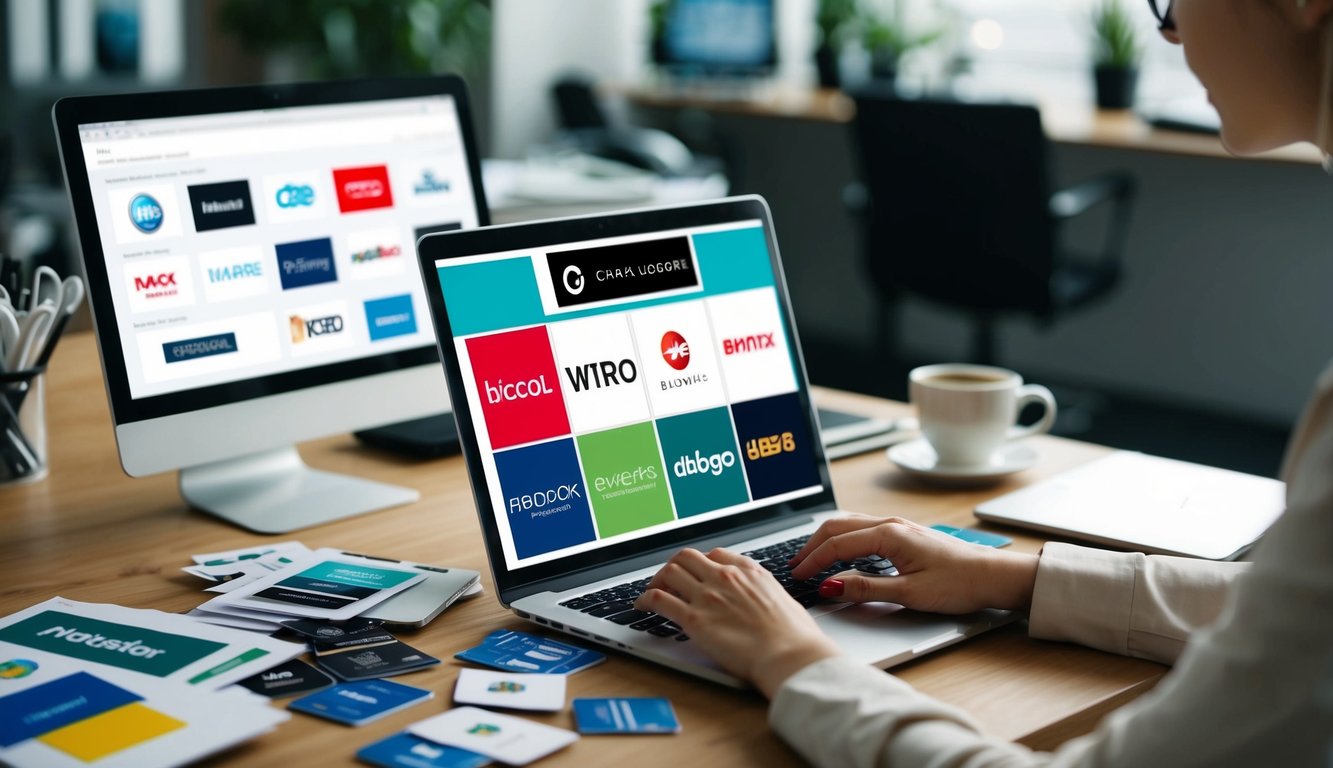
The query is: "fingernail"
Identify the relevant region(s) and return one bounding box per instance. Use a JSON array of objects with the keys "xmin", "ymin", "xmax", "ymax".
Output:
[{"xmin": 818, "ymin": 578, "xmax": 844, "ymax": 598}]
